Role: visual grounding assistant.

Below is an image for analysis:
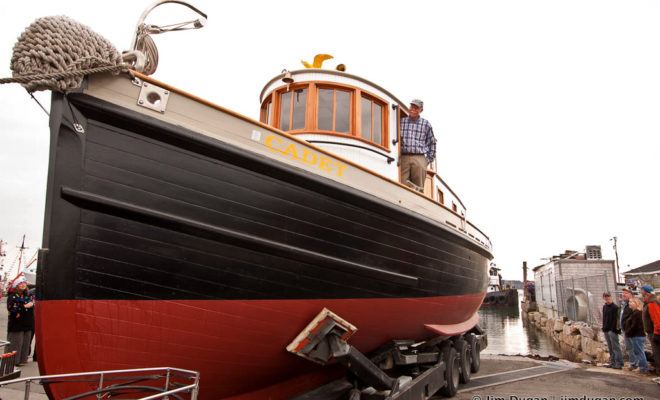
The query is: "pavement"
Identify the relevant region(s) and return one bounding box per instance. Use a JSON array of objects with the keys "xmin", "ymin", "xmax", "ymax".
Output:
[
  {"xmin": 451, "ymin": 355, "xmax": 660, "ymax": 400},
  {"xmin": 0, "ymin": 360, "xmax": 47, "ymax": 400}
]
